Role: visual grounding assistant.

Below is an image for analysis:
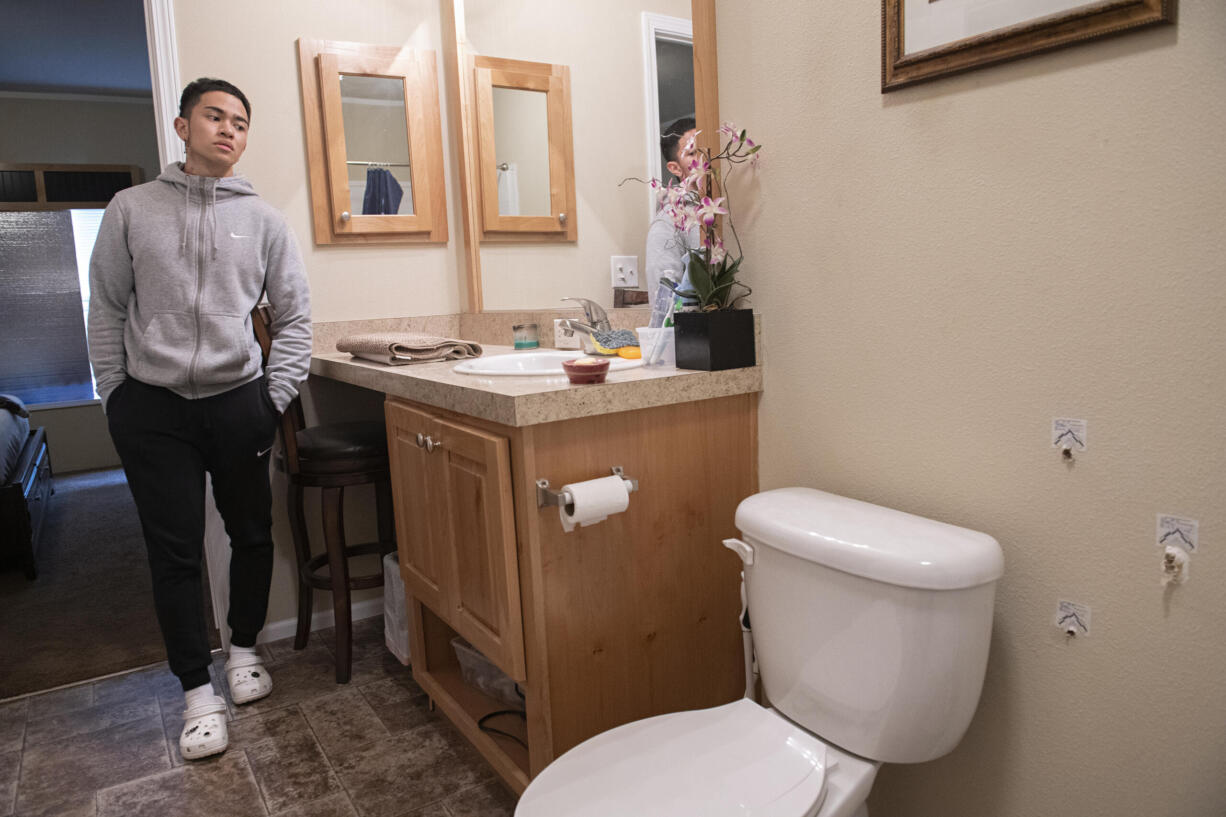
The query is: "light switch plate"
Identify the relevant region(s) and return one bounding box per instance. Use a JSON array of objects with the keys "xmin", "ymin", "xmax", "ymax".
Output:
[{"xmin": 611, "ymin": 255, "xmax": 639, "ymax": 288}]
